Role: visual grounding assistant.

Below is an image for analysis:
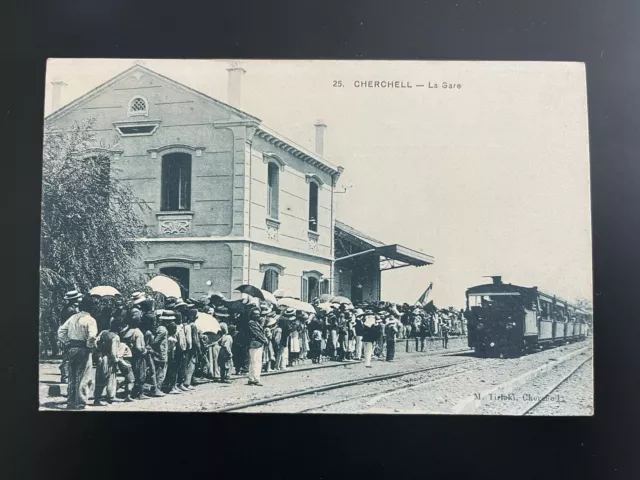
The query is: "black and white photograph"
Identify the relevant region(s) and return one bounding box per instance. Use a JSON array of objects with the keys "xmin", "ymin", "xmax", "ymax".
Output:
[{"xmin": 38, "ymin": 59, "xmax": 593, "ymax": 415}]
